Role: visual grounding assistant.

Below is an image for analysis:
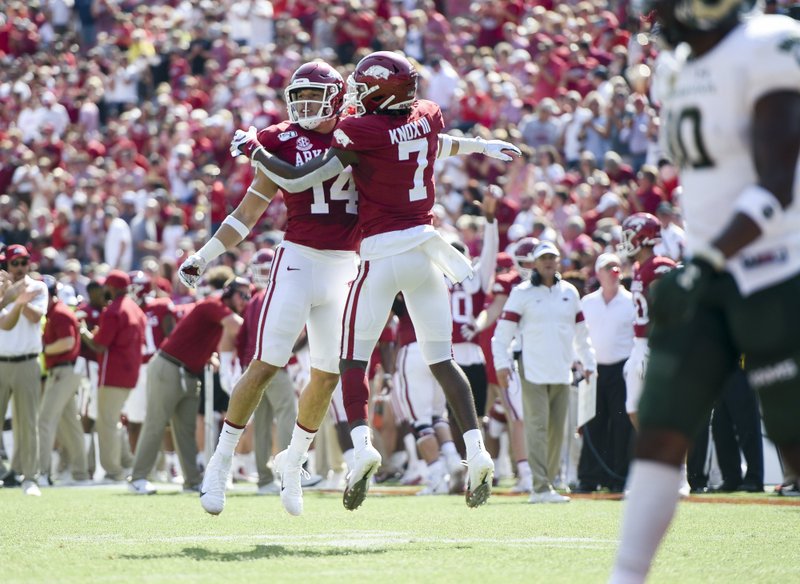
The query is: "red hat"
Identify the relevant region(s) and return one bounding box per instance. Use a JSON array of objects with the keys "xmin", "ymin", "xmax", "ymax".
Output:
[
  {"xmin": 6, "ymin": 244, "xmax": 30, "ymax": 263},
  {"xmin": 104, "ymin": 269, "xmax": 131, "ymax": 290}
]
